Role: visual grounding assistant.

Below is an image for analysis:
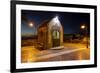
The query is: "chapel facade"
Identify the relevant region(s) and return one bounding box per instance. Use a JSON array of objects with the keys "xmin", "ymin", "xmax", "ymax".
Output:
[{"xmin": 38, "ymin": 16, "xmax": 63, "ymax": 50}]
